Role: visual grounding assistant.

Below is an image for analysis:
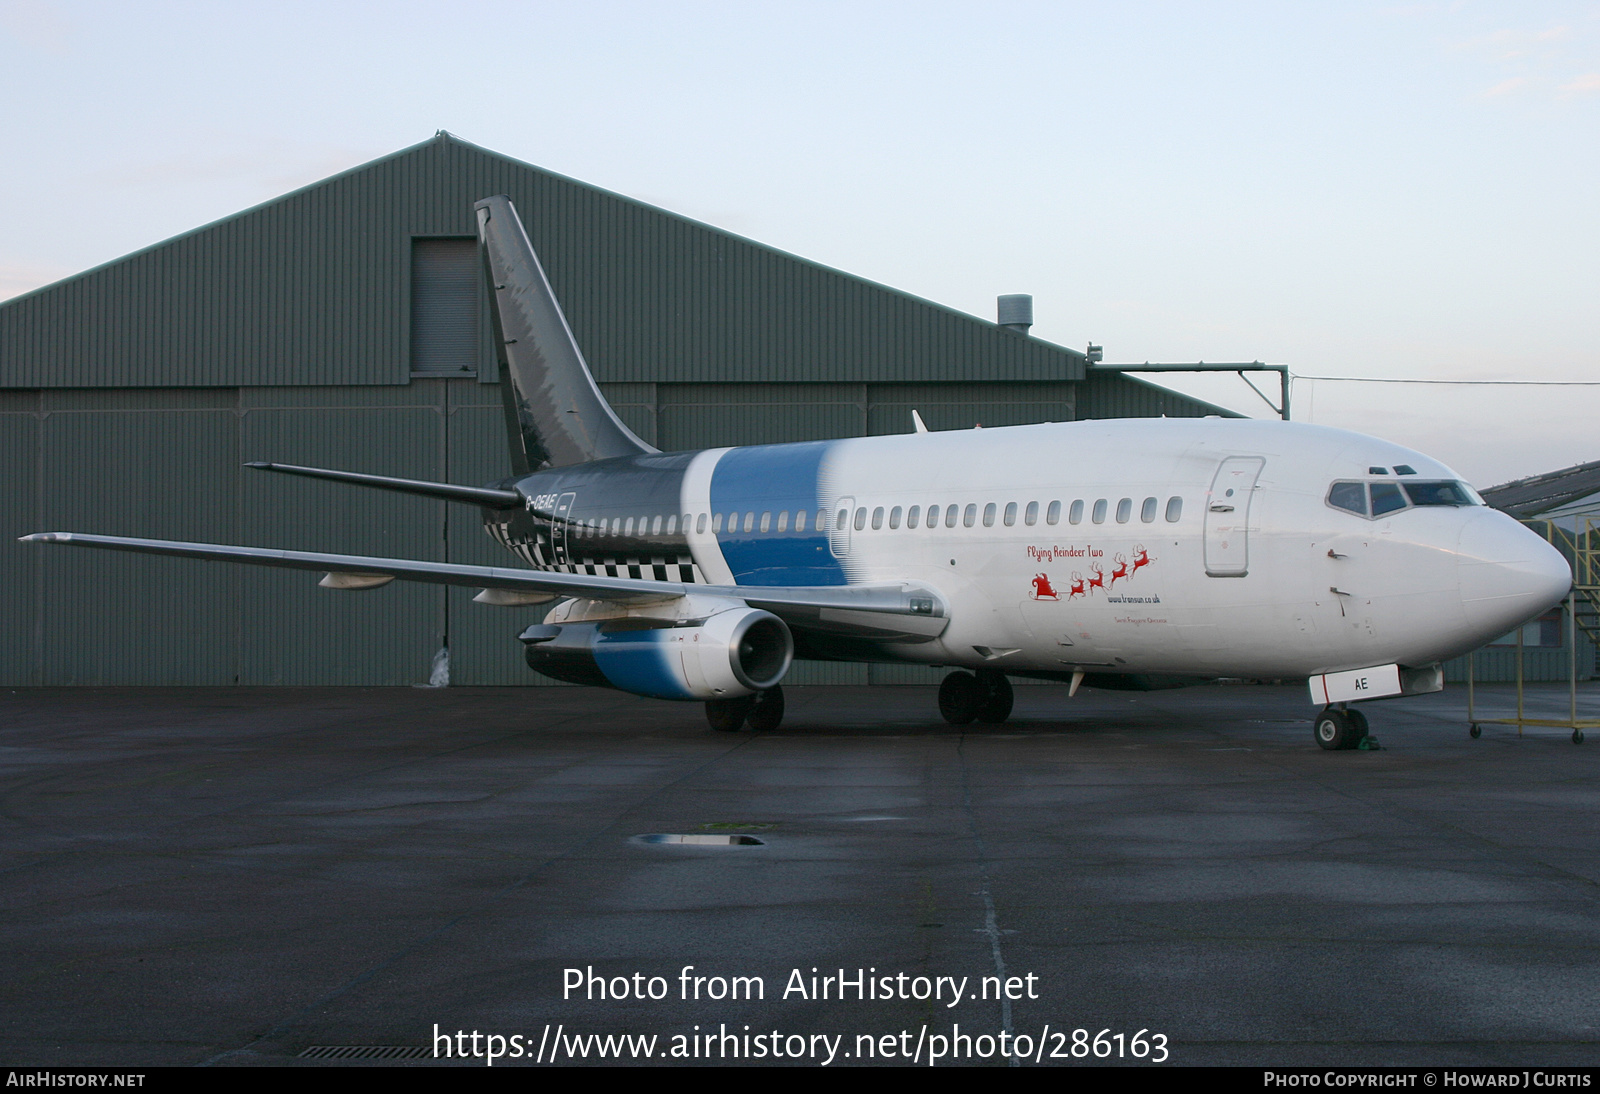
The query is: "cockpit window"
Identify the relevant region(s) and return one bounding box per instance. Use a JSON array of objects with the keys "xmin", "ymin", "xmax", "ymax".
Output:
[
  {"xmin": 1370, "ymin": 482, "xmax": 1406, "ymax": 516},
  {"xmin": 1327, "ymin": 478, "xmax": 1483, "ymax": 519},
  {"xmin": 1327, "ymin": 481, "xmax": 1367, "ymax": 516},
  {"xmin": 1403, "ymin": 480, "xmax": 1474, "ymax": 507}
]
